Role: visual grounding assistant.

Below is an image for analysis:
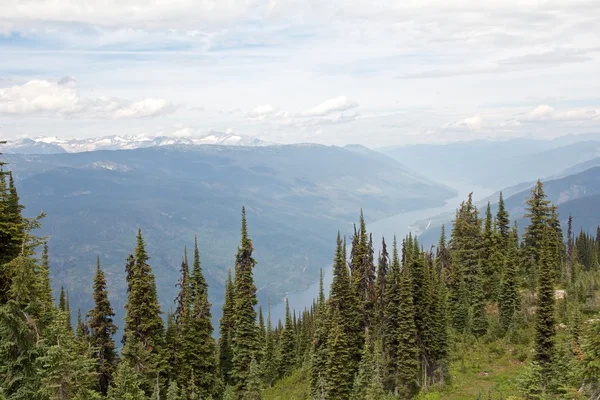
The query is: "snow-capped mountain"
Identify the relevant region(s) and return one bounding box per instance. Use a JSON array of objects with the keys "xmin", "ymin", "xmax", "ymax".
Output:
[{"xmin": 2, "ymin": 132, "xmax": 272, "ymax": 154}]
